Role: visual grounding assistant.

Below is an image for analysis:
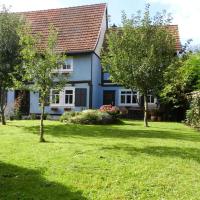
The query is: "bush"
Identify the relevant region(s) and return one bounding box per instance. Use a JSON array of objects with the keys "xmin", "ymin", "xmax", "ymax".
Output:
[
  {"xmin": 99, "ymin": 105, "xmax": 120, "ymax": 118},
  {"xmin": 60, "ymin": 109, "xmax": 118, "ymax": 125},
  {"xmin": 30, "ymin": 113, "xmax": 37, "ymax": 120},
  {"xmin": 186, "ymin": 93, "xmax": 200, "ymax": 128},
  {"xmin": 60, "ymin": 111, "xmax": 80, "ymax": 123}
]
